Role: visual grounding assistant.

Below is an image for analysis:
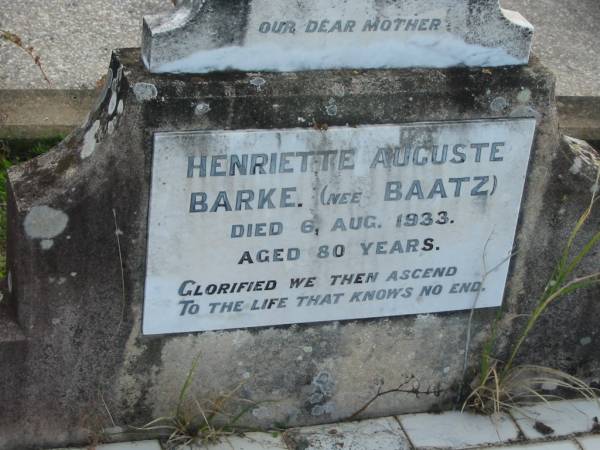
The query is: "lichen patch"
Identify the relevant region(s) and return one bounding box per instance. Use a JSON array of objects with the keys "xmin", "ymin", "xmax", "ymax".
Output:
[
  {"xmin": 24, "ymin": 206, "xmax": 69, "ymax": 240},
  {"xmin": 133, "ymin": 82, "xmax": 158, "ymax": 101},
  {"xmin": 81, "ymin": 120, "xmax": 100, "ymax": 159}
]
